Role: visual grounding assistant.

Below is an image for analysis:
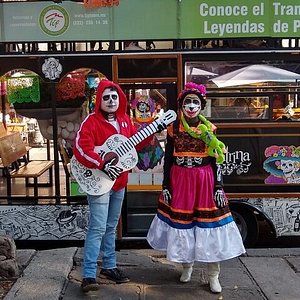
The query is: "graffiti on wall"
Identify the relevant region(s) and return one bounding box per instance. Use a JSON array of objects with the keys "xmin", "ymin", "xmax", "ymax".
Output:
[{"xmin": 0, "ymin": 205, "xmax": 89, "ymax": 240}]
